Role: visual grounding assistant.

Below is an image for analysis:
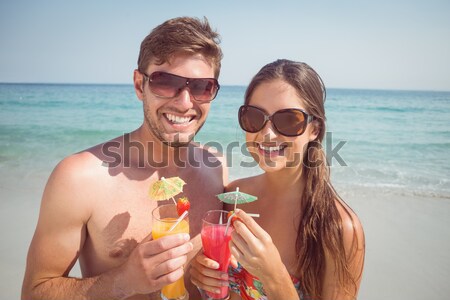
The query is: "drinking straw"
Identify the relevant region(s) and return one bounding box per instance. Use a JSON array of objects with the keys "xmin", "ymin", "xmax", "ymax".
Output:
[
  {"xmin": 168, "ymin": 210, "xmax": 188, "ymax": 232},
  {"xmin": 248, "ymin": 213, "xmax": 260, "ymax": 217},
  {"xmin": 234, "ymin": 187, "xmax": 239, "ymax": 211},
  {"xmin": 224, "ymin": 211, "xmax": 236, "ymax": 236}
]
